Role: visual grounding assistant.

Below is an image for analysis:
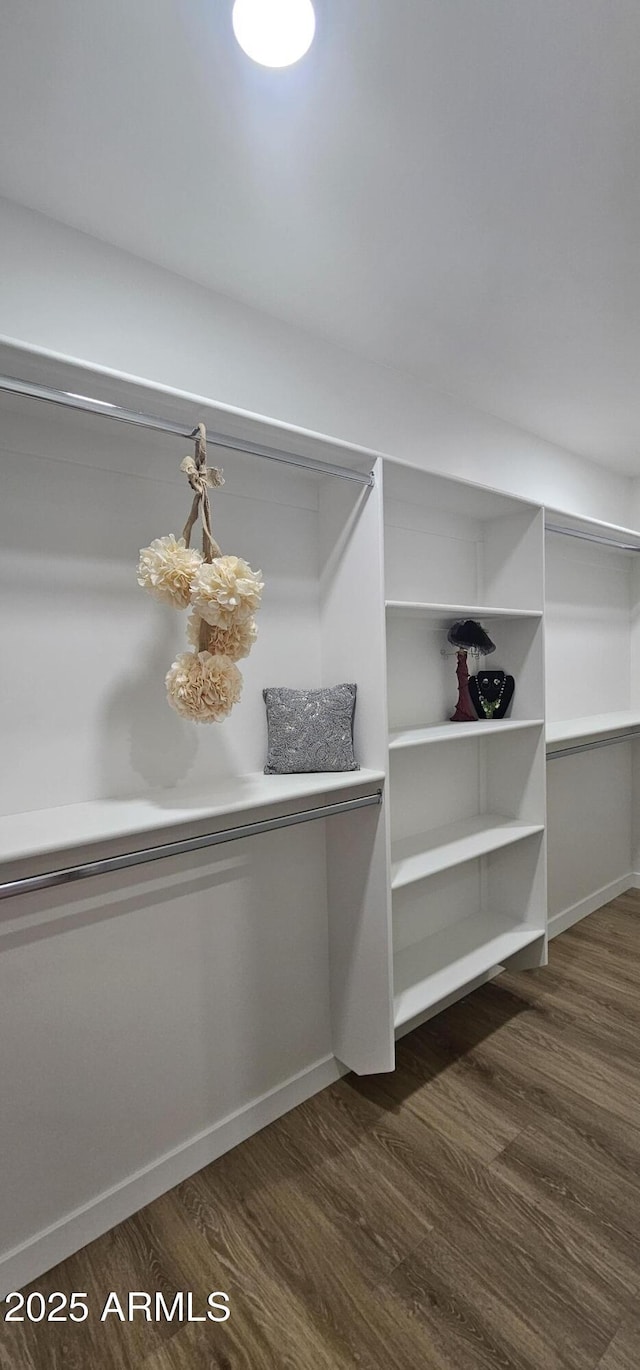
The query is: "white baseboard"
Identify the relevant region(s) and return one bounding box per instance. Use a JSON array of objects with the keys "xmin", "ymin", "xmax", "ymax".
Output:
[
  {"xmin": 548, "ymin": 874, "xmax": 635, "ymax": 939},
  {"xmin": 0, "ymin": 1053, "xmax": 346, "ymax": 1299}
]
